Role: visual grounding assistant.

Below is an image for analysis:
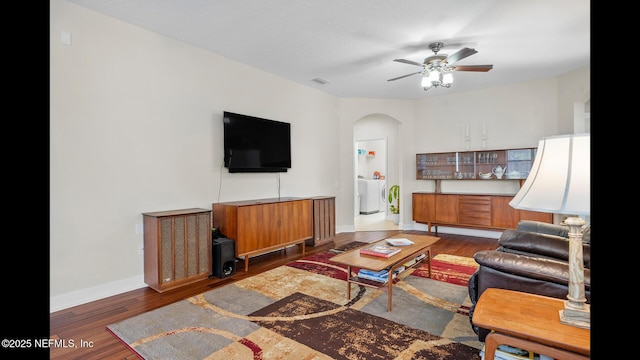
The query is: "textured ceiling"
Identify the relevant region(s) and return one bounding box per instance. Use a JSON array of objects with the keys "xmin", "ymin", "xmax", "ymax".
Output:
[{"xmin": 67, "ymin": 0, "xmax": 590, "ymax": 100}]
